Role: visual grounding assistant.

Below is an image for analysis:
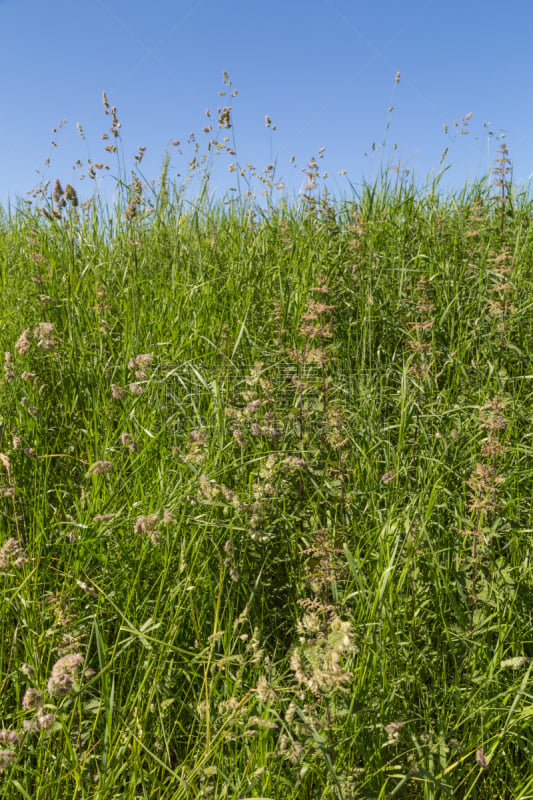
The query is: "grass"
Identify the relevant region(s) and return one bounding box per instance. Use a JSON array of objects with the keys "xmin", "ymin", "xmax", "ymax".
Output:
[{"xmin": 0, "ymin": 91, "xmax": 532, "ymax": 799}]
